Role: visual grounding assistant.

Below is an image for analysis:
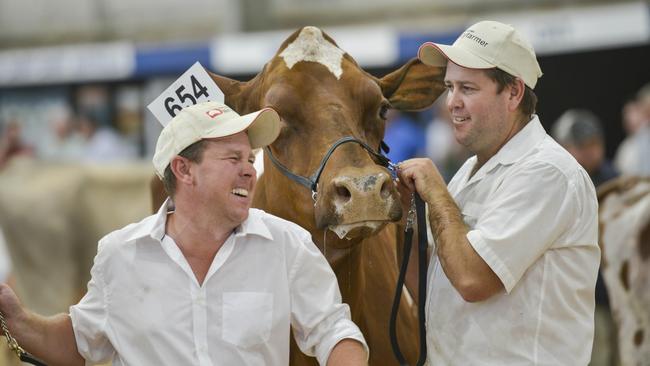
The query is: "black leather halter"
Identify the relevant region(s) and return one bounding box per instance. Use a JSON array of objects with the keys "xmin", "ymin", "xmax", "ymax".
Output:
[{"xmin": 264, "ymin": 136, "xmax": 396, "ymax": 201}]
